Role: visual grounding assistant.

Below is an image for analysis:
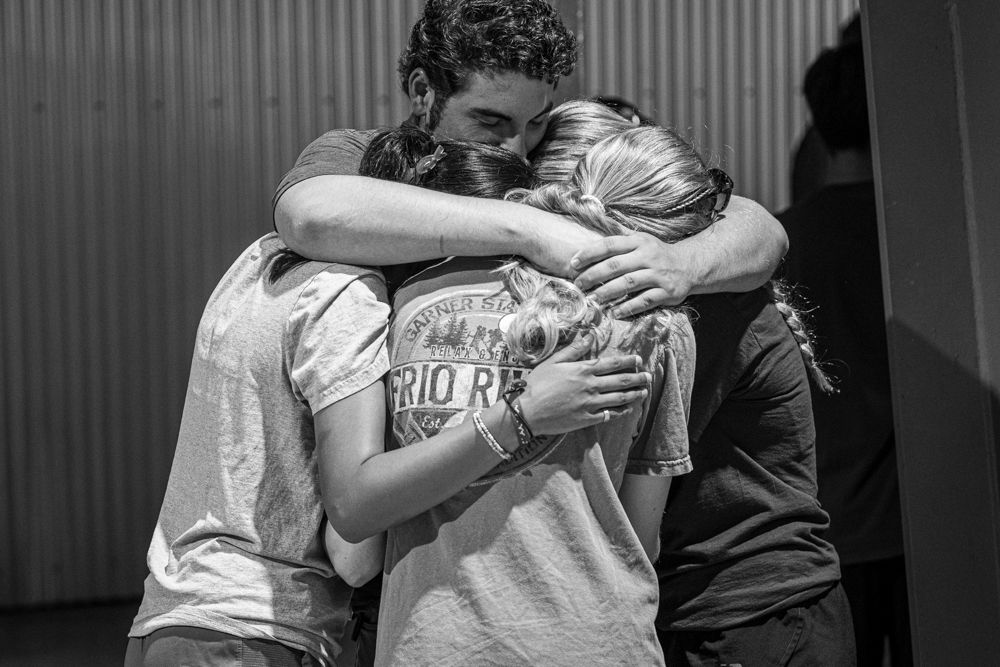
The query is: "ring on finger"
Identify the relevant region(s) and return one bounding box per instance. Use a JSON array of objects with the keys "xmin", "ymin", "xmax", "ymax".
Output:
[{"xmin": 603, "ymin": 409, "xmax": 611, "ymax": 423}]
